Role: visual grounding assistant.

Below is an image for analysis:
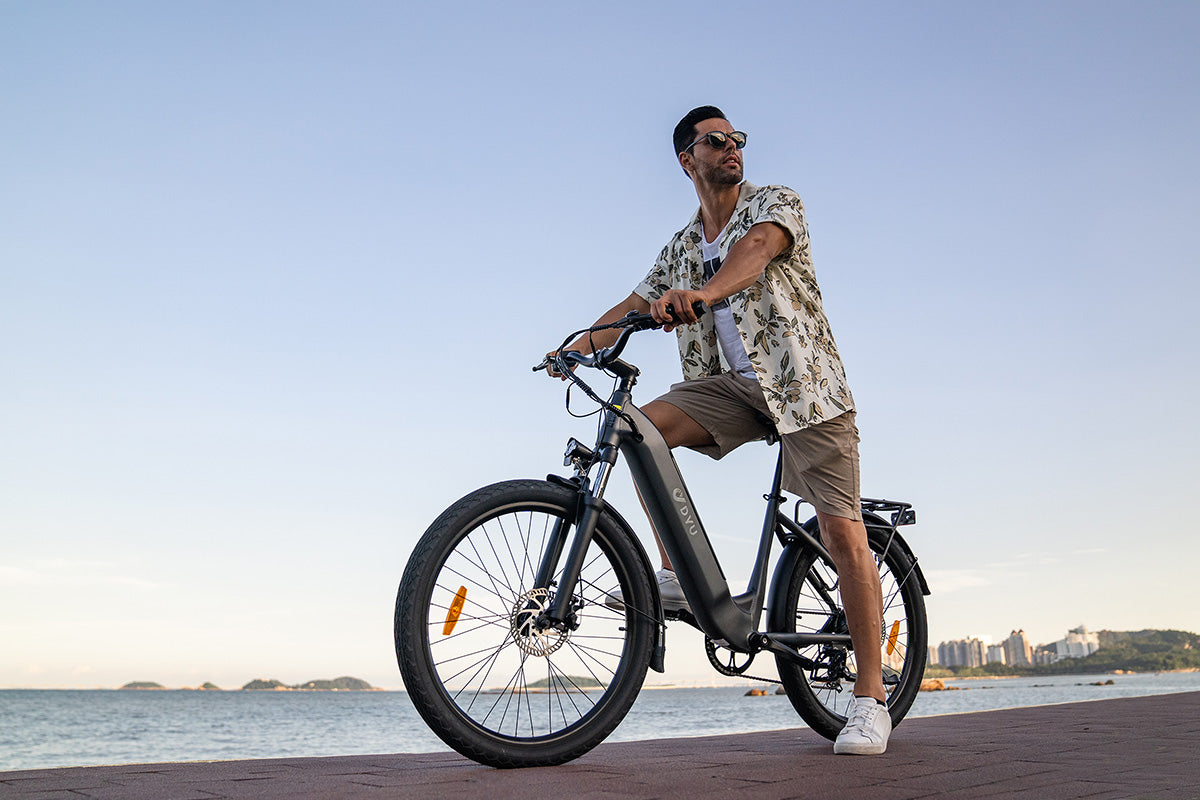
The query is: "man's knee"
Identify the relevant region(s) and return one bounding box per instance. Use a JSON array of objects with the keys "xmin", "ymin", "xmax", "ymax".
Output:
[
  {"xmin": 817, "ymin": 512, "xmax": 870, "ymax": 561},
  {"xmin": 643, "ymin": 400, "xmax": 714, "ymax": 449}
]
